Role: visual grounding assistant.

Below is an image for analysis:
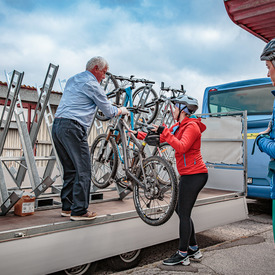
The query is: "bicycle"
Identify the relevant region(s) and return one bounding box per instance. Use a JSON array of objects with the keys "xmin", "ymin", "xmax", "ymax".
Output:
[
  {"xmin": 96, "ymin": 75, "xmax": 159, "ymax": 125},
  {"xmin": 137, "ymin": 82, "xmax": 186, "ymax": 178},
  {"xmin": 152, "ymin": 82, "xmax": 186, "ymax": 127},
  {"xmin": 93, "ymin": 75, "xmax": 158, "ymax": 190},
  {"xmin": 90, "ymin": 107, "xmax": 178, "ymax": 226},
  {"xmin": 135, "ymin": 119, "xmax": 178, "ymax": 178}
]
